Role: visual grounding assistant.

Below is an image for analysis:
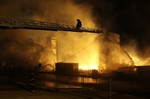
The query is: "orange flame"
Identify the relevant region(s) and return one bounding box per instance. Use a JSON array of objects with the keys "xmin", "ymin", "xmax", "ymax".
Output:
[{"xmin": 79, "ymin": 64, "xmax": 99, "ymax": 70}]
